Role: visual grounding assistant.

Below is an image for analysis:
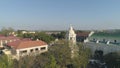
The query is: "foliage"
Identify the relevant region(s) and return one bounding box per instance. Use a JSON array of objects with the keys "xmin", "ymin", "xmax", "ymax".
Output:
[
  {"xmin": 72, "ymin": 43, "xmax": 91, "ymax": 68},
  {"xmin": 17, "ymin": 31, "xmax": 55, "ymax": 43},
  {"xmin": 104, "ymin": 52, "xmax": 120, "ymax": 68},
  {"xmin": 0, "ymin": 55, "xmax": 13, "ymax": 68},
  {"xmin": 34, "ymin": 32, "xmax": 55, "ymax": 43},
  {"xmin": 49, "ymin": 41, "xmax": 71, "ymax": 68},
  {"xmin": 0, "ymin": 27, "xmax": 14, "ymax": 36},
  {"xmin": 45, "ymin": 55, "xmax": 60, "ymax": 68},
  {"xmin": 94, "ymin": 50, "xmax": 104, "ymax": 61},
  {"xmin": 13, "ymin": 55, "xmax": 37, "ymax": 68},
  {"xmin": 51, "ymin": 31, "xmax": 66, "ymax": 39}
]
